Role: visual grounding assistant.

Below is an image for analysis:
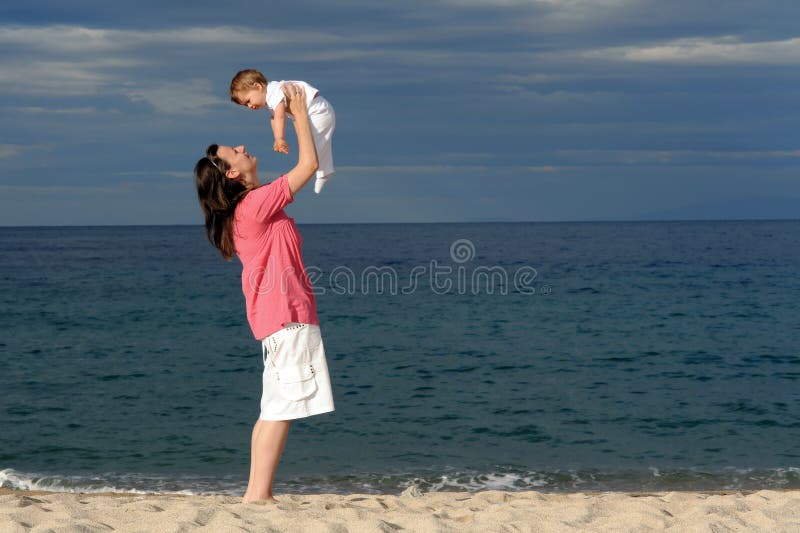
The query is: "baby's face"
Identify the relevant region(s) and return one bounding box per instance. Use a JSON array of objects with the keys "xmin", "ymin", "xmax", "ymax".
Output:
[{"xmin": 236, "ymin": 84, "xmax": 267, "ymax": 110}]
